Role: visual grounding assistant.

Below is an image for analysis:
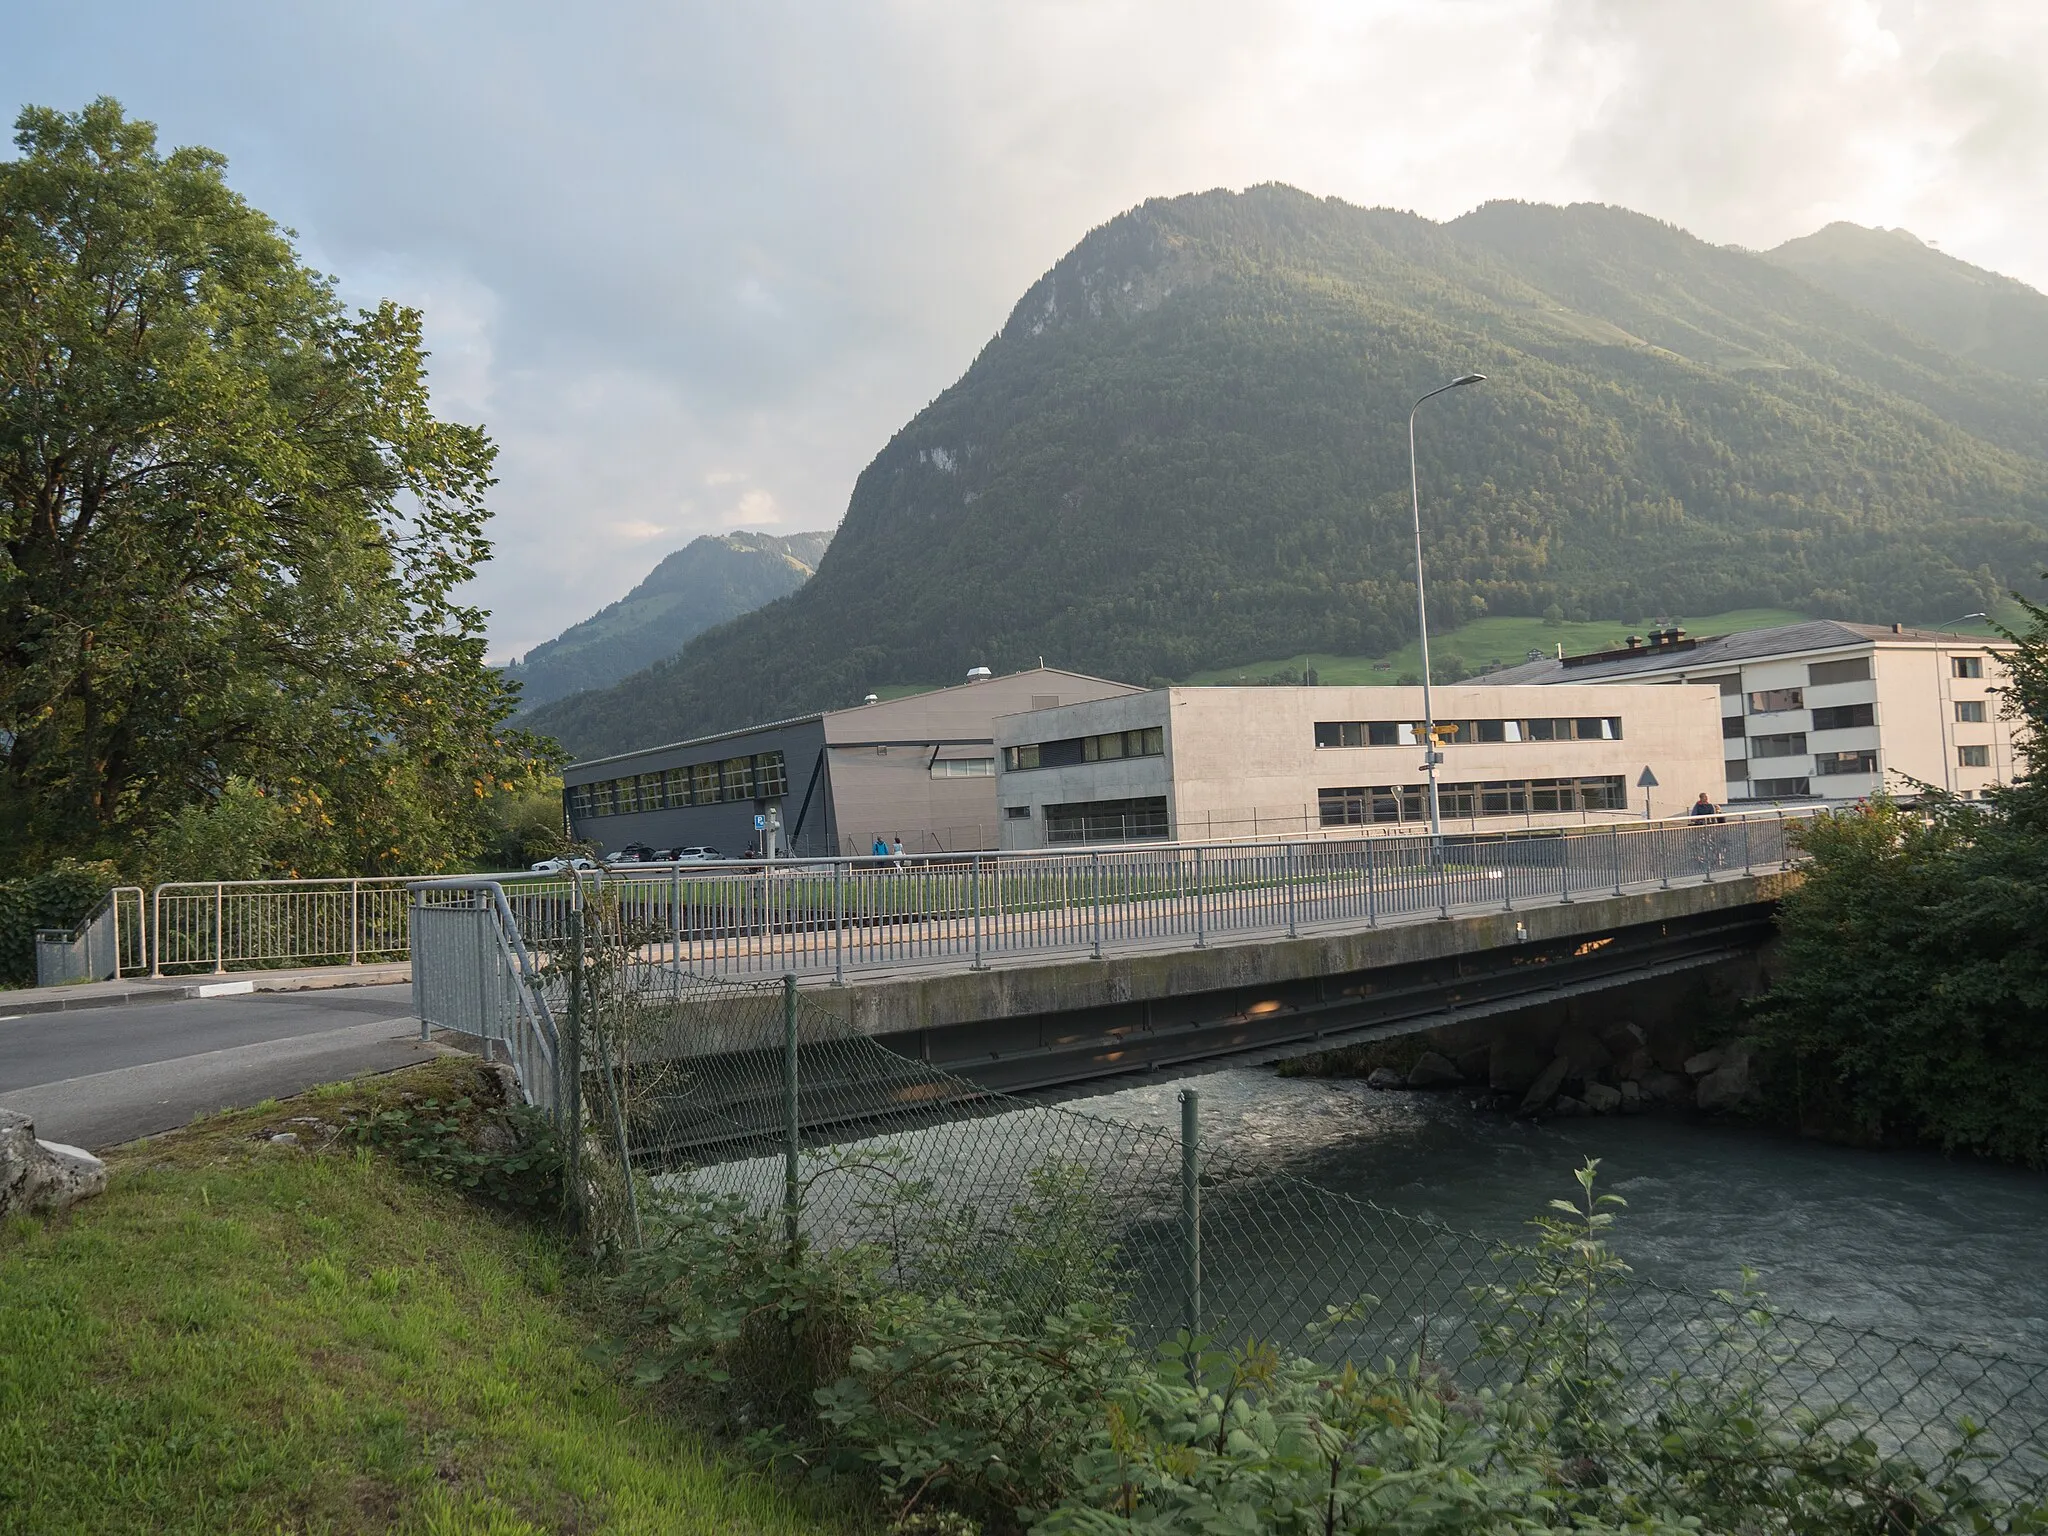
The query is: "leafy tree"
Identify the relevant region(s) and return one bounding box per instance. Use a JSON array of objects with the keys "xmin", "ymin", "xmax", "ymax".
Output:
[
  {"xmin": 0, "ymin": 99, "xmax": 554, "ymax": 874},
  {"xmin": 1753, "ymin": 589, "xmax": 2048, "ymax": 1163}
]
